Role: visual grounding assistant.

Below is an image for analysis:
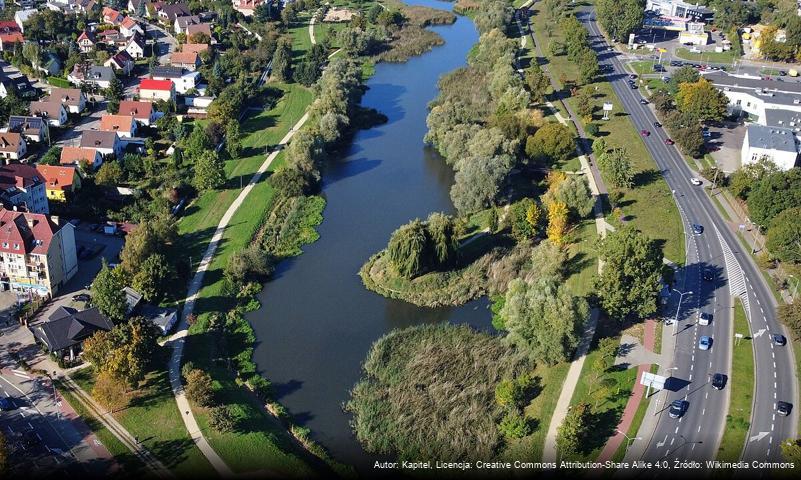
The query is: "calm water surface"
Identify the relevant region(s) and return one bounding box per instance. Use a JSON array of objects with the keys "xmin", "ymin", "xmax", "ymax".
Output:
[{"xmin": 247, "ymin": 1, "xmax": 488, "ymax": 469}]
